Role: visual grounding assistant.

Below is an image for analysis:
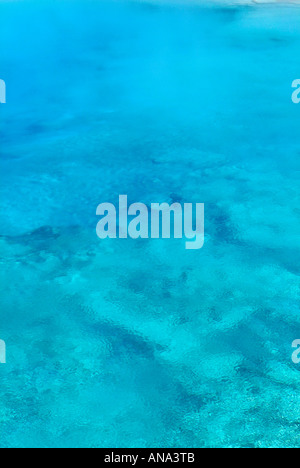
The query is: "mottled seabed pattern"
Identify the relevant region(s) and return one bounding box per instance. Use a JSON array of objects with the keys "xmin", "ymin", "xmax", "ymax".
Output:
[{"xmin": 0, "ymin": 0, "xmax": 300, "ymax": 448}]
